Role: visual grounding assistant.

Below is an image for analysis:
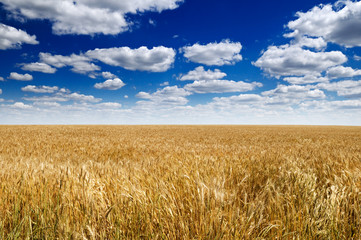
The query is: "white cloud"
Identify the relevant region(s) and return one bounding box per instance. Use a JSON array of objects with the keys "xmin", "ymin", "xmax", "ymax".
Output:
[
  {"xmin": 94, "ymin": 78, "xmax": 125, "ymax": 90},
  {"xmin": 86, "ymin": 46, "xmax": 176, "ymax": 72},
  {"xmin": 160, "ymin": 81, "xmax": 169, "ymax": 86},
  {"xmin": 0, "ymin": 23, "xmax": 38, "ymax": 50},
  {"xmin": 25, "ymin": 93, "xmax": 101, "ymax": 103},
  {"xmin": 283, "ymin": 75, "xmax": 329, "ymax": 84},
  {"xmin": 149, "ymin": 19, "xmax": 156, "ymax": 26},
  {"xmin": 21, "ymin": 85, "xmax": 59, "ymax": 93},
  {"xmin": 0, "ymin": 88, "xmax": 2, "ymax": 94},
  {"xmin": 206, "ymin": 89, "xmax": 328, "ymax": 114},
  {"xmin": 0, "ymin": 77, "xmax": 4, "ymax": 81},
  {"xmin": 0, "ymin": 0, "xmax": 183, "ymax": 35},
  {"xmin": 262, "ymin": 85, "xmax": 326, "ymax": 105},
  {"xmin": 23, "ymin": 88, "xmax": 102, "ymax": 103},
  {"xmin": 136, "ymin": 92, "xmax": 152, "ymax": 99},
  {"xmin": 326, "ymin": 66, "xmax": 361, "ymax": 79},
  {"xmin": 96, "ymin": 102, "xmax": 122, "ymax": 108},
  {"xmin": 23, "ymin": 96, "xmax": 69, "ymax": 102},
  {"xmin": 184, "ymin": 80, "xmax": 262, "ymax": 94},
  {"xmin": 317, "ymin": 80, "xmax": 361, "ymax": 98},
  {"xmin": 21, "ymin": 62, "xmax": 57, "ymax": 74},
  {"xmin": 8, "ymin": 72, "xmax": 33, "ymax": 81},
  {"xmin": 212, "ymin": 94, "xmax": 264, "ymax": 106},
  {"xmin": 332, "ymin": 100, "xmax": 361, "ymax": 109},
  {"xmin": 179, "ymin": 66, "xmax": 227, "ymax": 81},
  {"xmin": 286, "ymin": 0, "xmax": 361, "ymax": 47},
  {"xmin": 318, "ymin": 80, "xmax": 361, "ymax": 91},
  {"xmin": 354, "ymin": 55, "xmax": 361, "ymax": 61},
  {"xmin": 263, "ymin": 85, "xmax": 320, "ymax": 97},
  {"xmin": 88, "ymin": 73, "xmax": 97, "ymax": 79},
  {"xmin": 254, "ymin": 44, "xmax": 347, "ymax": 78},
  {"xmin": 181, "ymin": 40, "xmax": 242, "ymax": 66},
  {"xmin": 136, "ymin": 86, "xmax": 191, "ymax": 106},
  {"xmin": 29, "ymin": 46, "xmax": 175, "ymax": 76},
  {"xmin": 291, "ymin": 36, "xmax": 327, "ymax": 50},
  {"xmin": 58, "ymin": 92, "xmax": 101, "ymax": 102},
  {"xmin": 39, "ymin": 52, "xmax": 100, "ymax": 74},
  {"xmin": 303, "ymin": 99, "xmax": 361, "ymax": 110},
  {"xmin": 102, "ymin": 71, "xmax": 117, "ymax": 79},
  {"xmin": 124, "ymin": 95, "xmax": 129, "ymax": 99},
  {"xmin": 33, "ymin": 101, "xmax": 61, "ymax": 107},
  {"xmin": 11, "ymin": 102, "xmax": 32, "ymax": 109}
]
